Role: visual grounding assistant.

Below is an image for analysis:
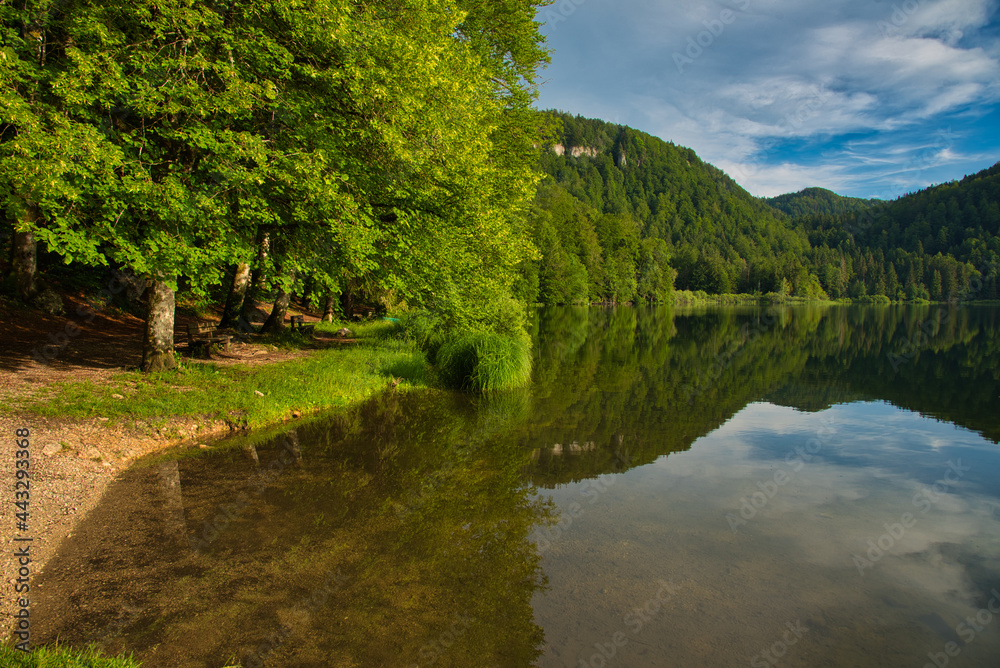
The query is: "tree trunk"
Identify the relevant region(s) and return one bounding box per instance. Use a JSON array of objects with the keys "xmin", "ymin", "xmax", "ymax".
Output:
[
  {"xmin": 241, "ymin": 230, "xmax": 269, "ymax": 324},
  {"xmin": 142, "ymin": 276, "xmax": 177, "ymax": 372},
  {"xmin": 220, "ymin": 262, "xmax": 251, "ymax": 329},
  {"xmin": 339, "ymin": 286, "xmax": 354, "ymax": 320},
  {"xmin": 322, "ymin": 293, "xmax": 336, "ymax": 322},
  {"xmin": 4, "ymin": 223, "xmax": 14, "ymax": 281},
  {"xmin": 300, "ymin": 276, "xmax": 314, "ymax": 308},
  {"xmin": 13, "ymin": 222, "xmax": 38, "ymax": 302},
  {"xmin": 240, "ymin": 265, "xmax": 262, "ymax": 325},
  {"xmin": 260, "ymin": 272, "xmax": 292, "ymax": 333}
]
